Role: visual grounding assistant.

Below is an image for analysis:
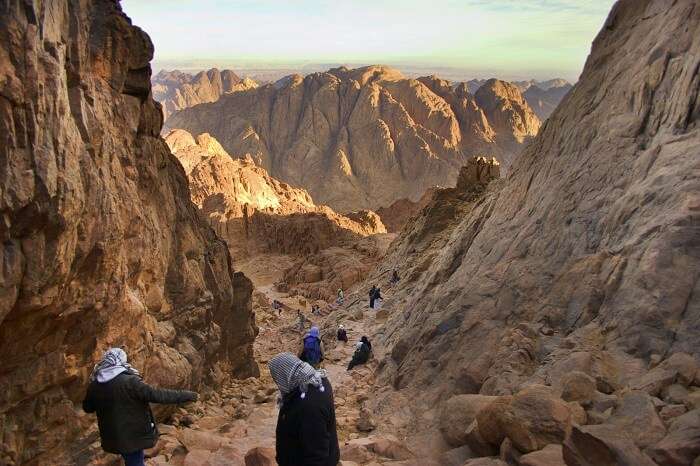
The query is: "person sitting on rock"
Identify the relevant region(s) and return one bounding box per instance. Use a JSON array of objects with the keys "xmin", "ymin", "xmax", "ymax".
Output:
[
  {"xmin": 299, "ymin": 326, "xmax": 325, "ymax": 369},
  {"xmin": 337, "ymin": 288, "xmax": 344, "ymax": 304},
  {"xmin": 347, "ymin": 336, "xmax": 372, "ymax": 371},
  {"xmin": 82, "ymin": 348, "xmax": 198, "ymax": 466},
  {"xmin": 337, "ymin": 324, "xmax": 348, "ymax": 343},
  {"xmin": 268, "ymin": 352, "xmax": 340, "ymax": 466}
]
